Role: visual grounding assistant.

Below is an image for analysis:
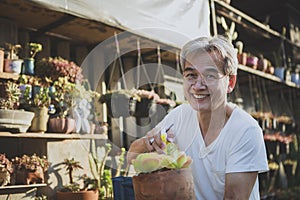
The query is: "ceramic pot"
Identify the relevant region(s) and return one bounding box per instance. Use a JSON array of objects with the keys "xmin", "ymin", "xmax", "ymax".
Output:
[
  {"xmin": 10, "ymin": 59, "xmax": 23, "ymax": 74},
  {"xmin": 56, "ymin": 190, "xmax": 98, "ymax": 200},
  {"xmin": 237, "ymin": 53, "xmax": 247, "ymax": 65},
  {"xmin": 0, "ymin": 109, "xmax": 35, "ymax": 133},
  {"xmin": 22, "ymin": 58, "xmax": 35, "ymax": 75},
  {"xmin": 274, "ymin": 67, "xmax": 285, "ymax": 81},
  {"xmin": 28, "ymin": 107, "xmax": 49, "ymax": 133},
  {"xmin": 257, "ymin": 58, "xmax": 268, "ymax": 72},
  {"xmin": 246, "ymin": 56, "xmax": 258, "ymax": 69},
  {"xmin": 291, "ymin": 73, "xmax": 299, "ymax": 84},
  {"xmin": 132, "ymin": 168, "xmax": 195, "ymax": 200},
  {"xmin": 48, "ymin": 117, "xmax": 76, "ymax": 134}
]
